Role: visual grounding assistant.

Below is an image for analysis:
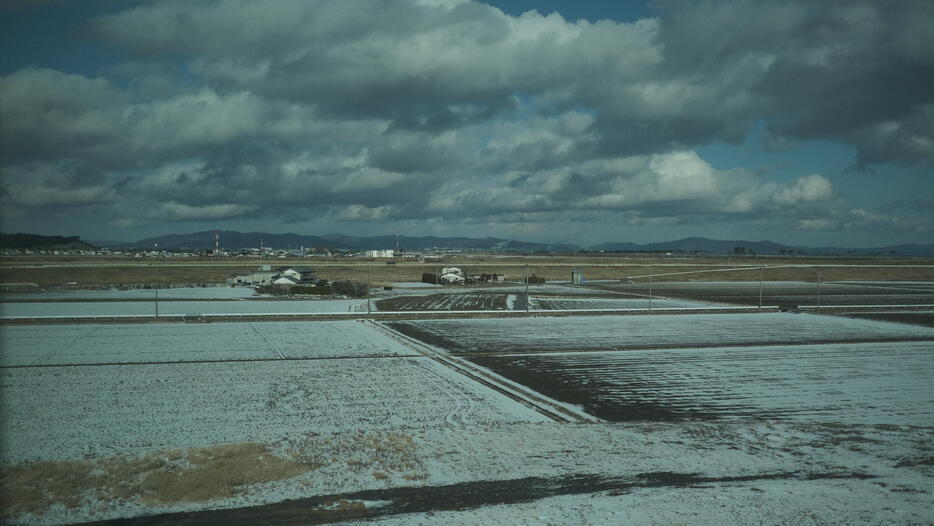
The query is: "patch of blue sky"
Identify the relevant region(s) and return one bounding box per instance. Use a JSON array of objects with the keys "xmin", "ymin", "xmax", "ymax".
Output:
[
  {"xmin": 508, "ymin": 91, "xmax": 598, "ymax": 121},
  {"xmin": 484, "ymin": 0, "xmax": 656, "ymax": 23},
  {"xmin": 0, "ymin": 1, "xmax": 126, "ymax": 76},
  {"xmin": 697, "ymin": 121, "xmax": 855, "ymax": 181},
  {"xmin": 697, "ymin": 121, "xmax": 933, "ymax": 211}
]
